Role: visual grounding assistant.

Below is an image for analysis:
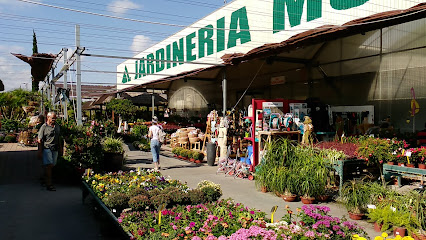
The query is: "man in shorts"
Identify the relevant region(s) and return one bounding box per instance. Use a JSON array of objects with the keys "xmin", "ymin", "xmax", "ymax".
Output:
[{"xmin": 38, "ymin": 112, "xmax": 60, "ymax": 191}]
